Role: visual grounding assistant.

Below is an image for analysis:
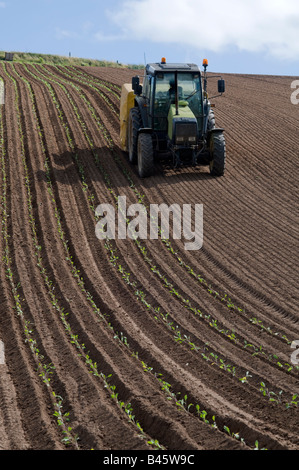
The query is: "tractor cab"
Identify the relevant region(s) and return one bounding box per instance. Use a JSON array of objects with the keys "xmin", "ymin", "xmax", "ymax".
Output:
[
  {"xmin": 120, "ymin": 57, "xmax": 226, "ymax": 177},
  {"xmin": 138, "ymin": 61, "xmax": 203, "ymax": 152}
]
